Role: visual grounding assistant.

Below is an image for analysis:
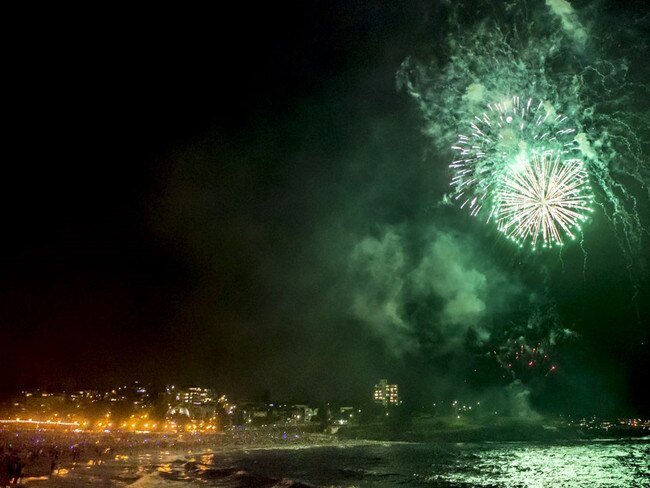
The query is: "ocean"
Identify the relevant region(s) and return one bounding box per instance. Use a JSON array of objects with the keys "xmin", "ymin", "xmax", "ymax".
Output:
[{"xmin": 41, "ymin": 437, "xmax": 649, "ymax": 487}]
